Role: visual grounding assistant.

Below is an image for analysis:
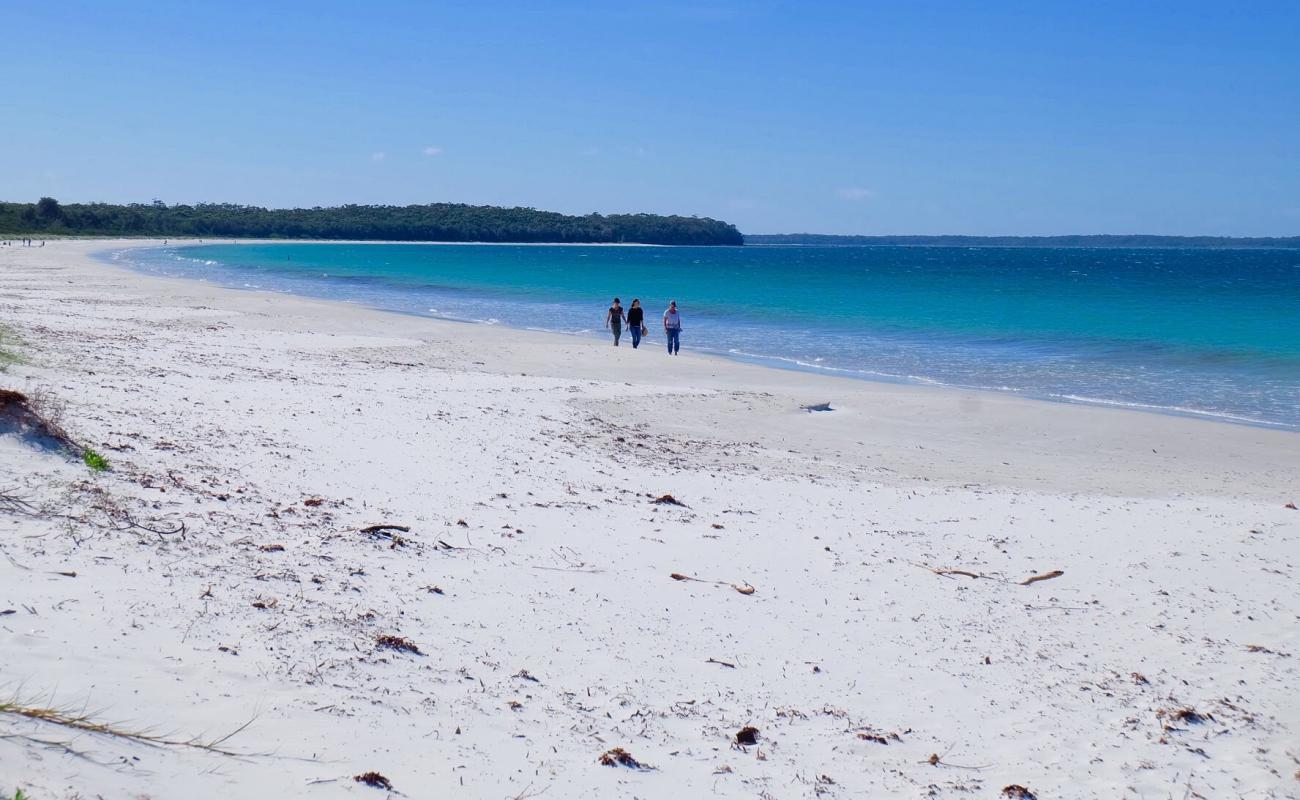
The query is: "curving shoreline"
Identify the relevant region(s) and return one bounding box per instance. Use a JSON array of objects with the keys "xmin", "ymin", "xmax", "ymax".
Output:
[{"xmin": 2, "ymin": 239, "xmax": 1298, "ymax": 797}]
